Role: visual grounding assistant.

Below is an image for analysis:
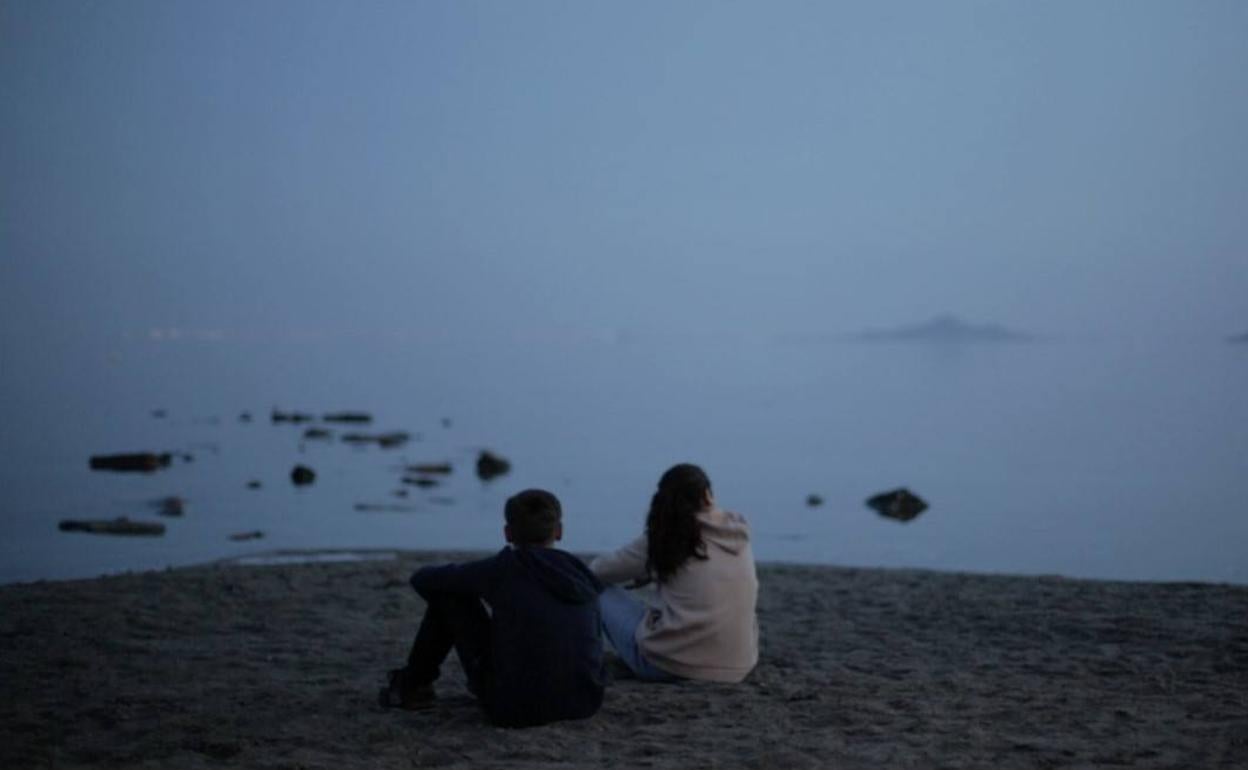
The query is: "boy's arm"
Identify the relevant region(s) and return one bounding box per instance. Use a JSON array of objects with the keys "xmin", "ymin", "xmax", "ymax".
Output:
[
  {"xmin": 589, "ymin": 533, "xmax": 650, "ymax": 585},
  {"xmin": 409, "ymin": 552, "xmax": 499, "ymax": 600}
]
